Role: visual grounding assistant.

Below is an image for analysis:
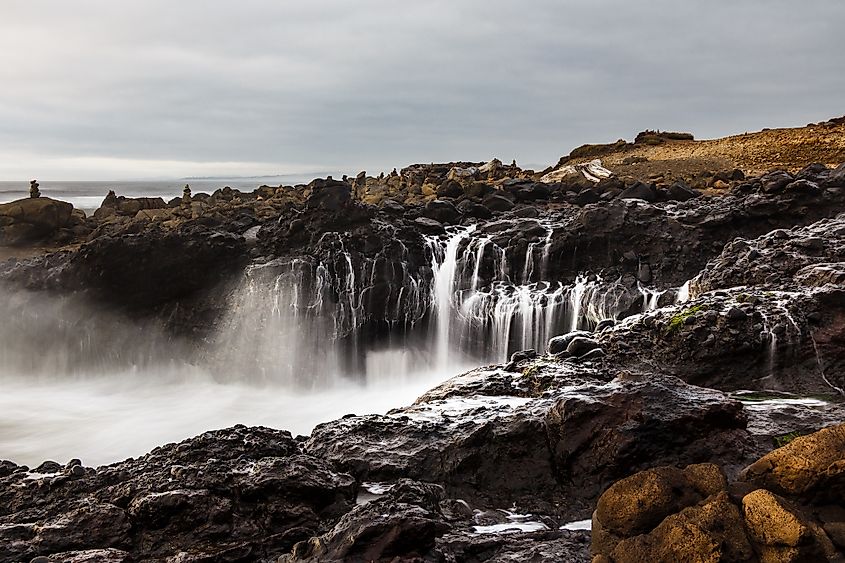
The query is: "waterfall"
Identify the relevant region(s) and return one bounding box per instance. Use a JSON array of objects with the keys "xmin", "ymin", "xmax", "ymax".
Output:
[
  {"xmin": 676, "ymin": 281, "xmax": 691, "ymax": 303},
  {"xmin": 420, "ymin": 226, "xmax": 642, "ymax": 363},
  {"xmin": 638, "ymin": 283, "xmax": 665, "ymax": 312}
]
